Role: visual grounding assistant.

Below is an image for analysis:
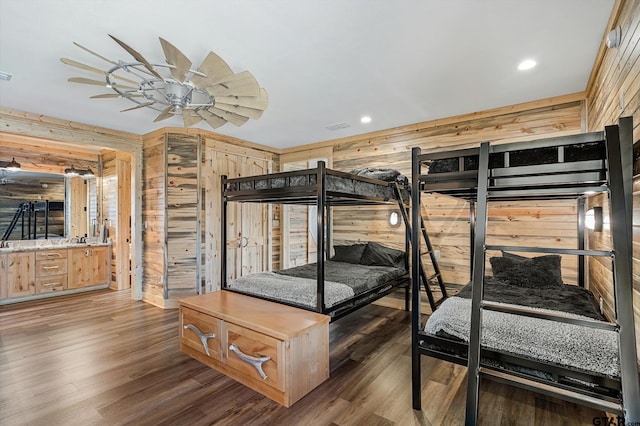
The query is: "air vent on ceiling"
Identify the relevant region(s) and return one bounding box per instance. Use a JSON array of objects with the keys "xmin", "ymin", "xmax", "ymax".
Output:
[{"xmin": 325, "ymin": 122, "xmax": 351, "ymax": 131}]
